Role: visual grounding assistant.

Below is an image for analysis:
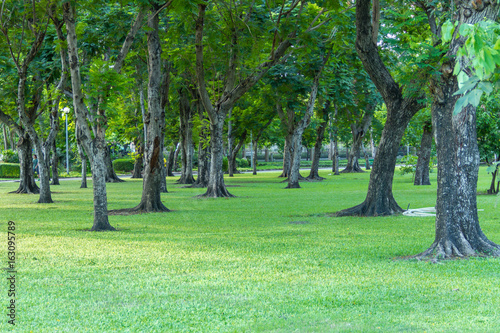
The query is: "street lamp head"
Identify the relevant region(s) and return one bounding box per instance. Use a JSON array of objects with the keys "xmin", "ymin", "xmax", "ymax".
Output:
[{"xmin": 62, "ymin": 107, "xmax": 70, "ymax": 114}]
